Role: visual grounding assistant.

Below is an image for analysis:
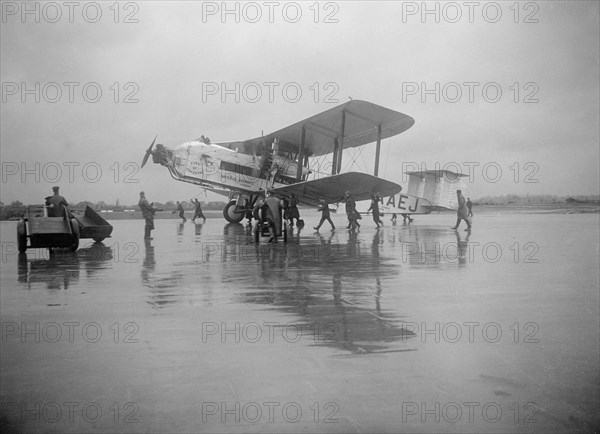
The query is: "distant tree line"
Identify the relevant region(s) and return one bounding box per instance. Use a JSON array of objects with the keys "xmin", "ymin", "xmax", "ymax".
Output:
[
  {"xmin": 475, "ymin": 194, "xmax": 599, "ymax": 205},
  {"xmin": 0, "ymin": 200, "xmax": 229, "ymax": 220}
]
